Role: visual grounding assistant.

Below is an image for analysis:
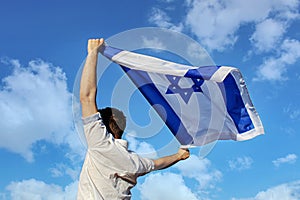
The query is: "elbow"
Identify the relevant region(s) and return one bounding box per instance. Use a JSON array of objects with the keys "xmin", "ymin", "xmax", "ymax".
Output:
[
  {"xmin": 79, "ymin": 88, "xmax": 97, "ymax": 103},
  {"xmin": 79, "ymin": 95, "xmax": 94, "ymax": 104}
]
